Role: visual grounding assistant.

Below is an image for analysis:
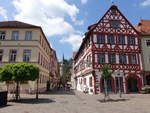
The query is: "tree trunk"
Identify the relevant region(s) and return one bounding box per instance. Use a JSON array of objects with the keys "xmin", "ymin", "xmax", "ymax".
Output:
[
  {"xmin": 104, "ymin": 78, "xmax": 108, "ymax": 101},
  {"xmin": 6, "ymin": 83, "xmax": 9, "ymax": 93},
  {"xmin": 118, "ymin": 77, "xmax": 122, "ymax": 98},
  {"xmin": 15, "ymin": 82, "xmax": 20, "ymax": 101},
  {"xmin": 36, "ymin": 79, "xmax": 39, "ymax": 100}
]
